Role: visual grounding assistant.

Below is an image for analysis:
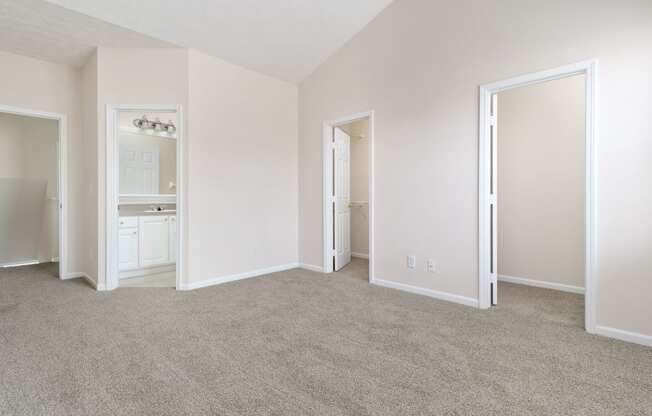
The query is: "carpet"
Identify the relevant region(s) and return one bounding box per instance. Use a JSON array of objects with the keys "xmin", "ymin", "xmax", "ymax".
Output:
[{"xmin": 1, "ymin": 260, "xmax": 650, "ymax": 415}]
